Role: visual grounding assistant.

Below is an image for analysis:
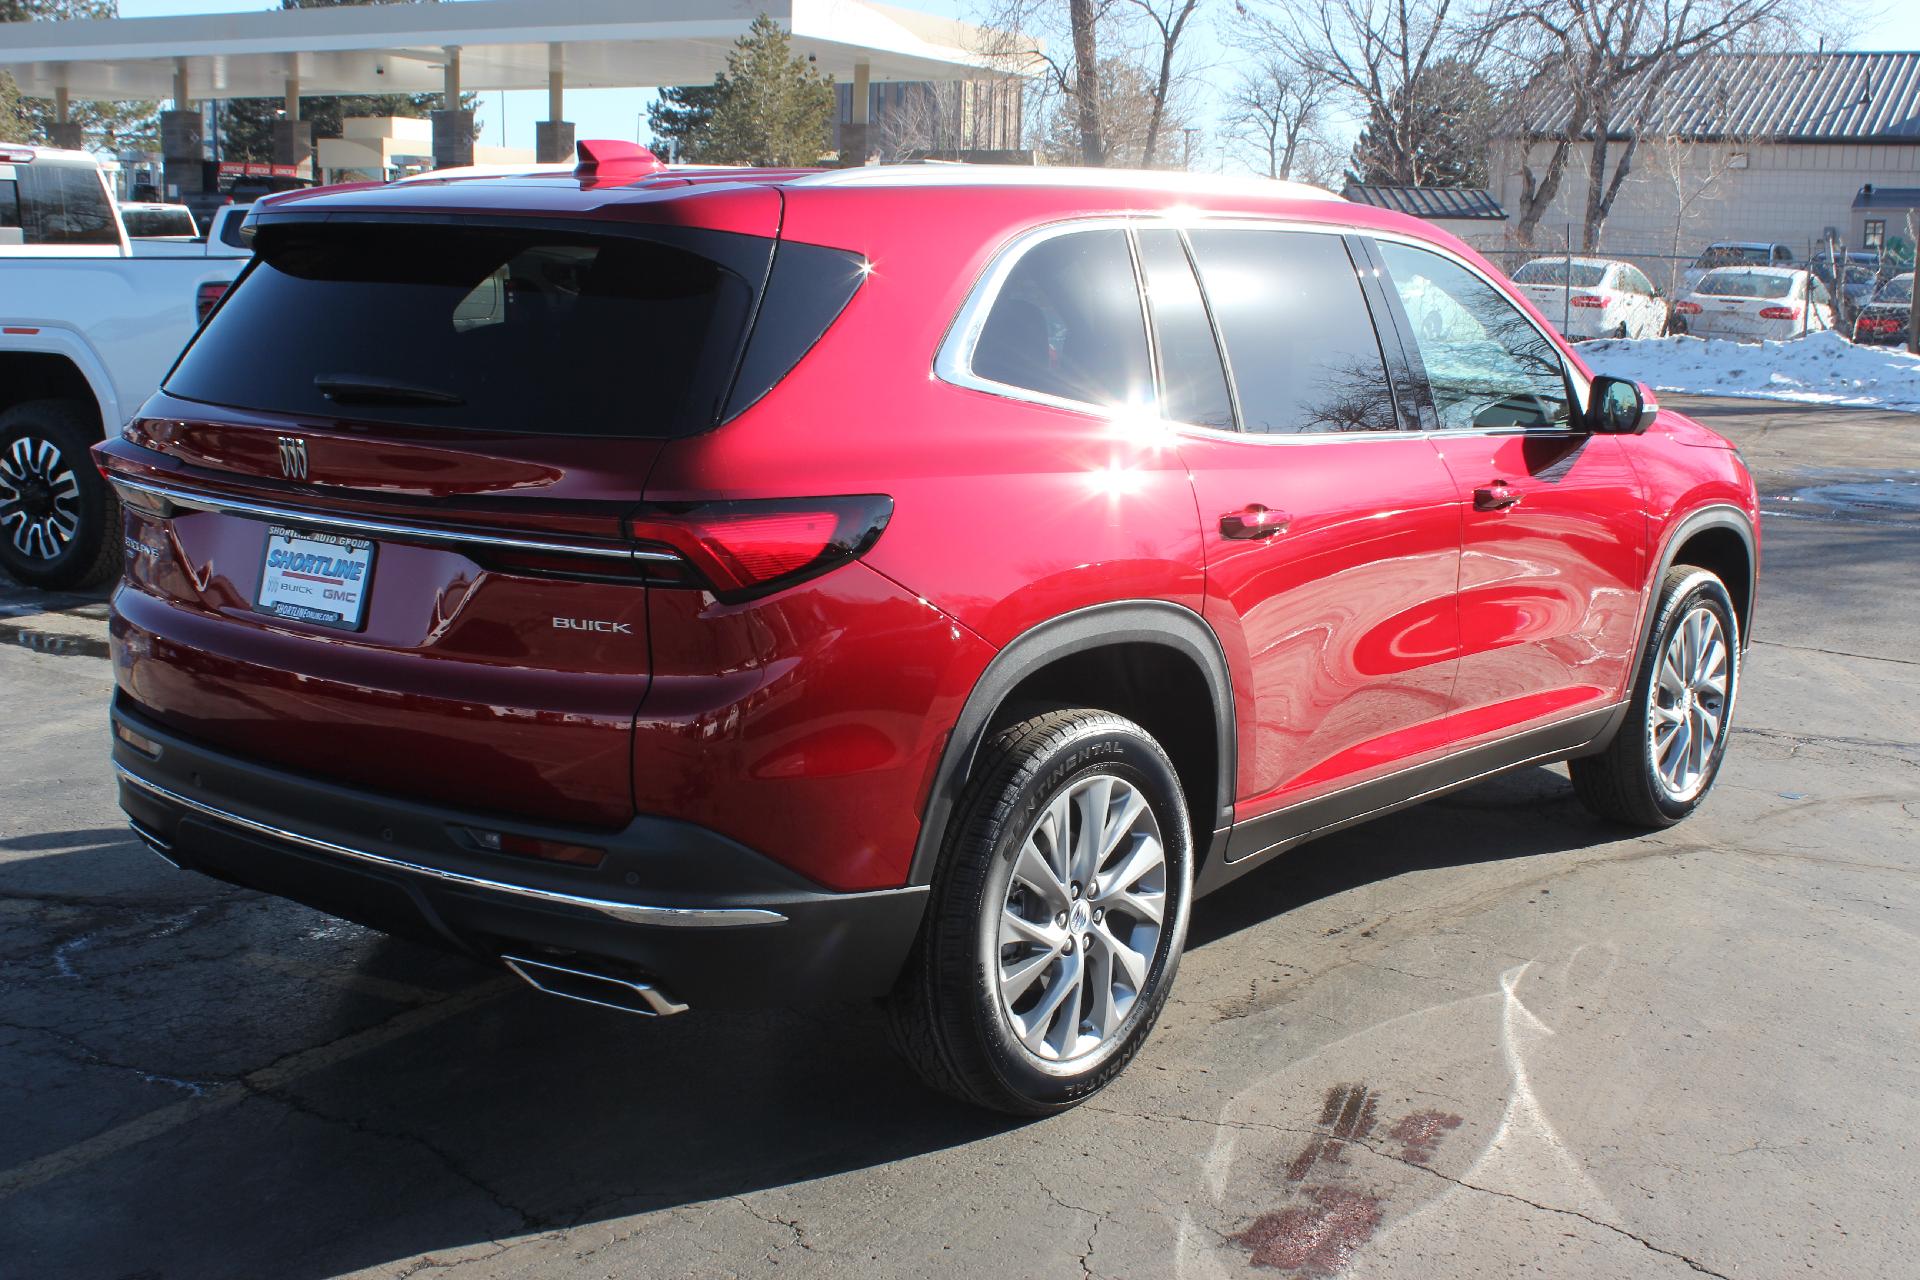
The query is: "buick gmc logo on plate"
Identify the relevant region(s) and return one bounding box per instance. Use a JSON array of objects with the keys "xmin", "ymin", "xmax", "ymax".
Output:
[{"xmin": 554, "ymin": 617, "xmax": 632, "ymax": 634}]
